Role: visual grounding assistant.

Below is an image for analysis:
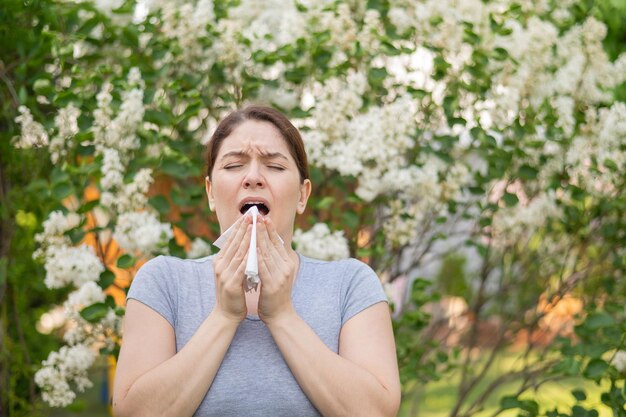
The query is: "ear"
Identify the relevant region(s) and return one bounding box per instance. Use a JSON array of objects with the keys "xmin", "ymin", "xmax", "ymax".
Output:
[
  {"xmin": 296, "ymin": 179, "xmax": 312, "ymax": 215},
  {"xmin": 205, "ymin": 176, "xmax": 215, "ymax": 211}
]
